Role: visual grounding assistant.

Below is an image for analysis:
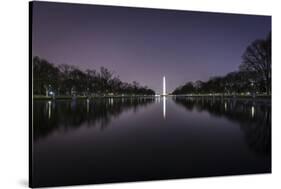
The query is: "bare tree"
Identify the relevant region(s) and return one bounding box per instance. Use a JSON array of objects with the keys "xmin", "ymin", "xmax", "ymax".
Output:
[{"xmin": 239, "ymin": 32, "xmax": 271, "ymax": 94}]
